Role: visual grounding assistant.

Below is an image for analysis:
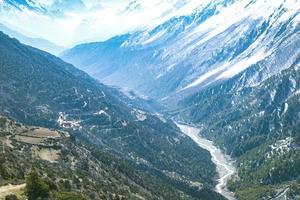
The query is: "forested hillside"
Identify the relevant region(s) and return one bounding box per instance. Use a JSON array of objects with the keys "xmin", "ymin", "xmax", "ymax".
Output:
[
  {"xmin": 0, "ymin": 31, "xmax": 224, "ymax": 200},
  {"xmin": 176, "ymin": 59, "xmax": 300, "ymax": 199}
]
